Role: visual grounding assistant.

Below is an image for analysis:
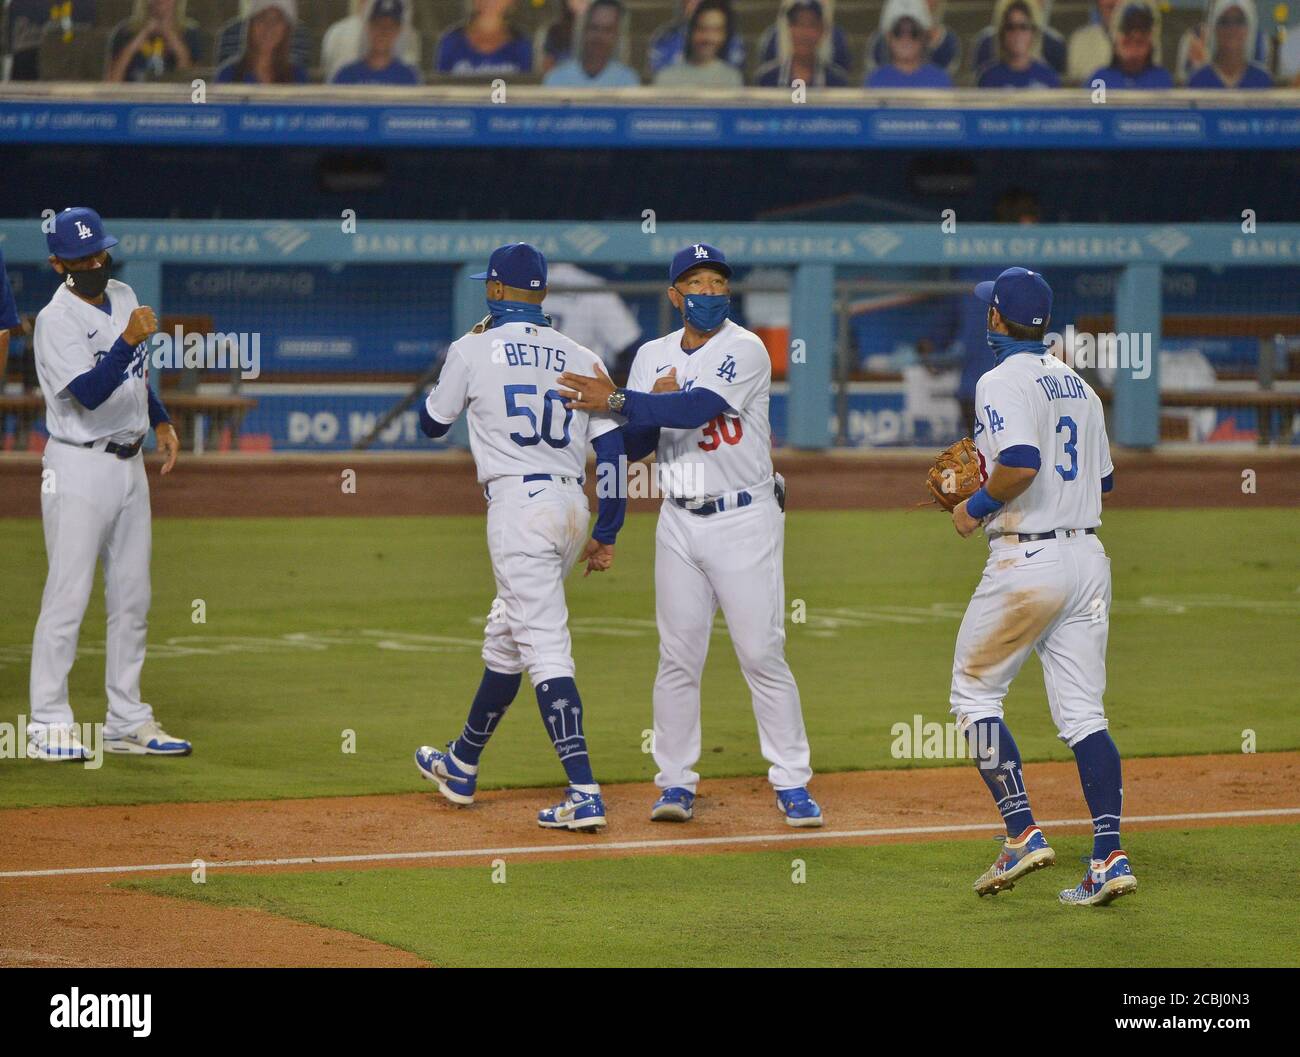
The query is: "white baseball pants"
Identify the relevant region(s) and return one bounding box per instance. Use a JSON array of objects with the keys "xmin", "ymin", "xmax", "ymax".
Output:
[
  {"xmin": 652, "ymin": 490, "xmax": 812, "ymax": 792},
  {"xmin": 29, "ymin": 439, "xmax": 155, "ymax": 739},
  {"xmin": 949, "ymin": 530, "xmax": 1111, "ymax": 748},
  {"xmin": 480, "ymin": 476, "xmax": 589, "ymax": 685}
]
